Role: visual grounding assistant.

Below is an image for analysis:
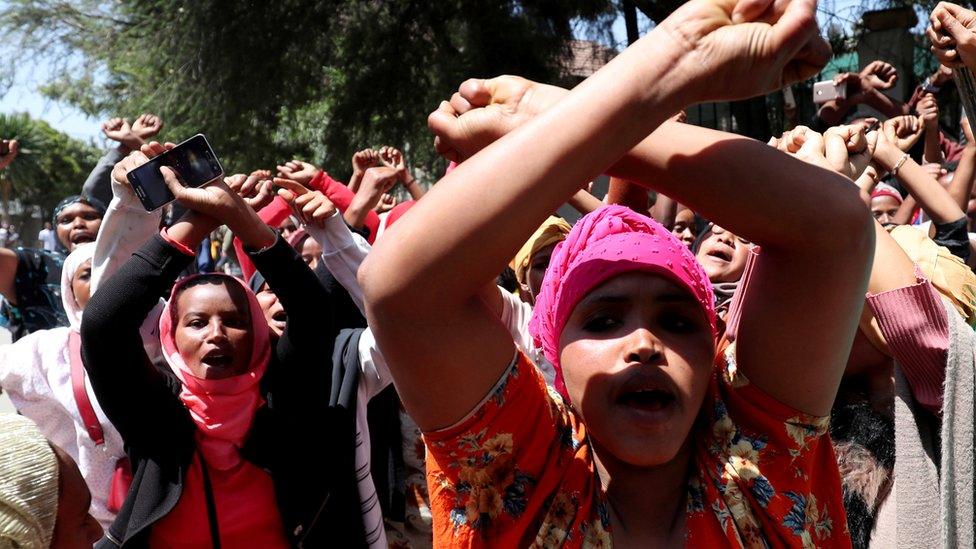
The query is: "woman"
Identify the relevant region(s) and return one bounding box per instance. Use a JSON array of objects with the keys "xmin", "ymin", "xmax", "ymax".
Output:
[
  {"xmin": 82, "ymin": 148, "xmax": 366, "ymax": 547},
  {"xmin": 0, "ymin": 195, "xmax": 105, "ymax": 339},
  {"xmin": 693, "ymin": 223, "xmax": 754, "ymax": 328},
  {"xmin": 360, "ymin": 1, "xmax": 870, "ymax": 546},
  {"xmin": 0, "ymin": 243, "xmax": 128, "ymax": 531}
]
